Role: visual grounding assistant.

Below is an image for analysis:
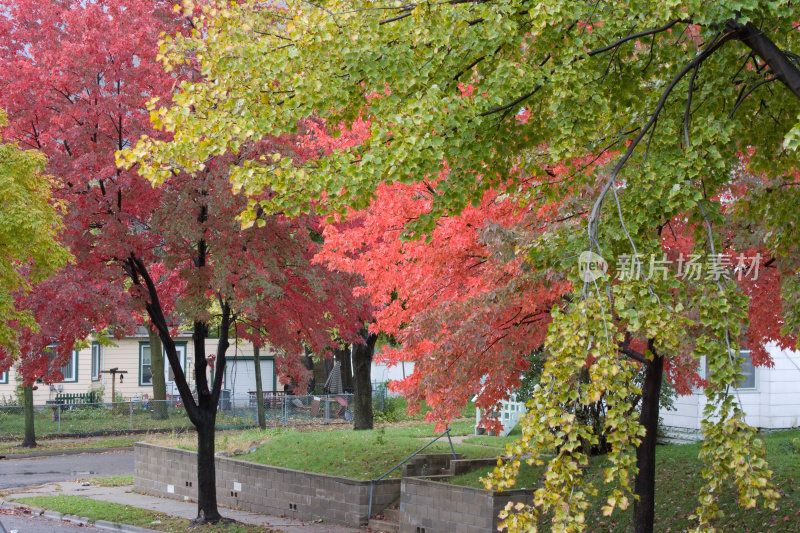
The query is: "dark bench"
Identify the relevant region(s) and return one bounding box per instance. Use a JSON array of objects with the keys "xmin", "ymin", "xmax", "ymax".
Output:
[{"xmin": 53, "ymin": 391, "xmax": 99, "ymax": 407}]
